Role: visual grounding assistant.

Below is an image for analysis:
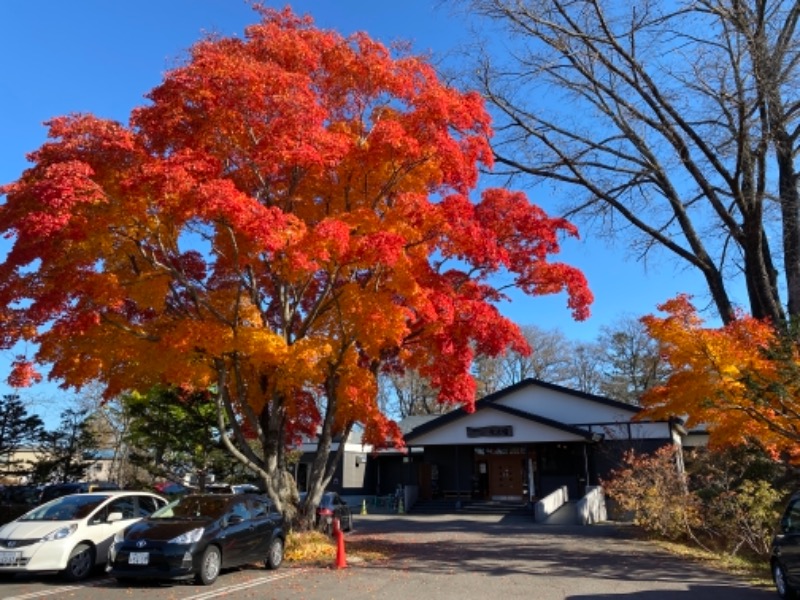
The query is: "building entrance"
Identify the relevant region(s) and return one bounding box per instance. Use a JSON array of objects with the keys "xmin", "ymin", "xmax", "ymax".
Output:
[
  {"xmin": 488, "ymin": 455, "xmax": 524, "ymax": 500},
  {"xmin": 473, "ymin": 447, "xmax": 534, "ymax": 502}
]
